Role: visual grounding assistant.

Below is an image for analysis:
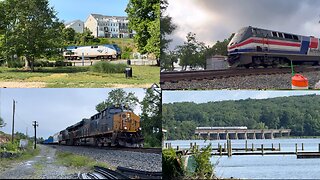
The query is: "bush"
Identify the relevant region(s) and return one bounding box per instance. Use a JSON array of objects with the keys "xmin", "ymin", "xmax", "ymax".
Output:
[
  {"xmin": 121, "ymin": 52, "xmax": 132, "ymax": 59},
  {"xmin": 90, "ymin": 61, "xmax": 127, "ymax": 73},
  {"xmin": 163, "ymin": 148, "xmax": 184, "ymax": 180},
  {"xmin": 192, "ymin": 144, "xmax": 213, "ymax": 179},
  {"xmin": 7, "ymin": 60, "xmax": 24, "ymax": 68}
]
